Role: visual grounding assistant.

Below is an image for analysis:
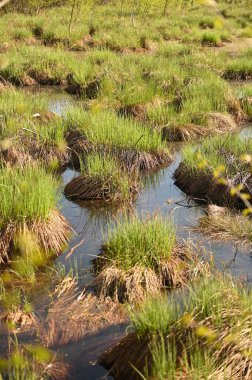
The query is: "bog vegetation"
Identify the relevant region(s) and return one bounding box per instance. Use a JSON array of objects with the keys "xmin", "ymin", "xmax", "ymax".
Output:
[{"xmin": 0, "ymin": 0, "xmax": 251, "ymax": 378}]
